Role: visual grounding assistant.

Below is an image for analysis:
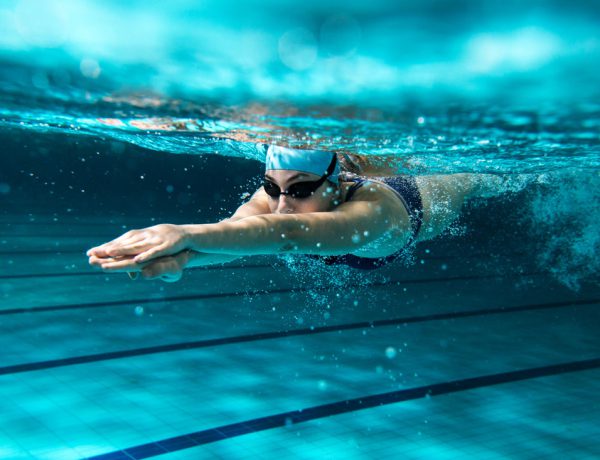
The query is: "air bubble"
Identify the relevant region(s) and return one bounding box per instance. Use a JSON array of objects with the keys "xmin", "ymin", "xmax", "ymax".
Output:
[{"xmin": 385, "ymin": 347, "xmax": 397, "ymax": 359}]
